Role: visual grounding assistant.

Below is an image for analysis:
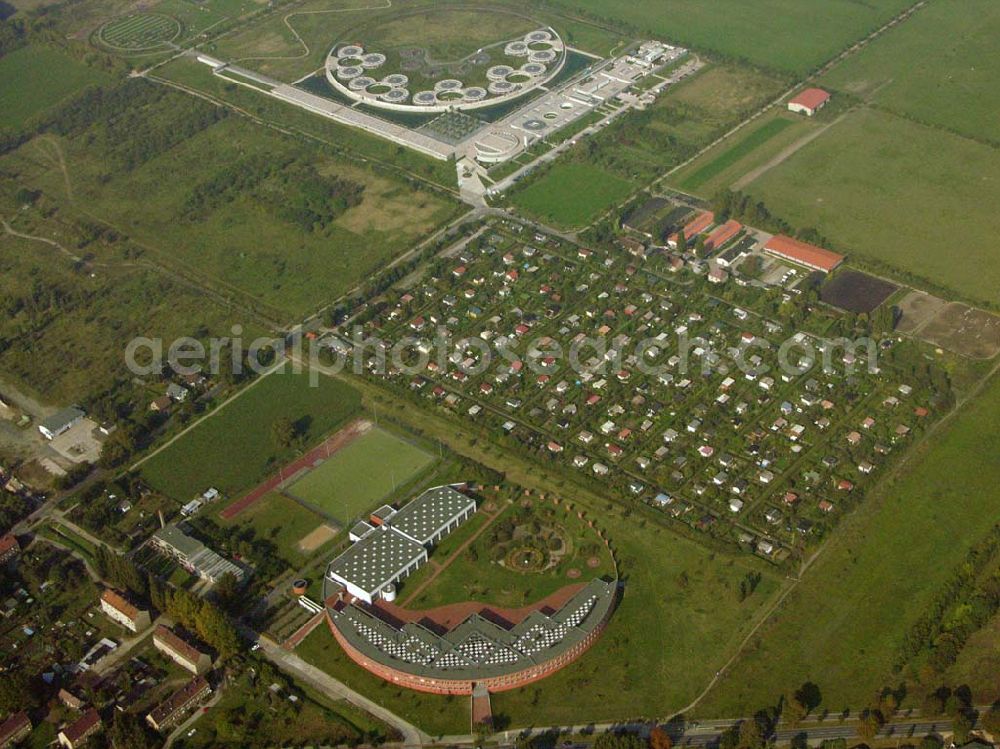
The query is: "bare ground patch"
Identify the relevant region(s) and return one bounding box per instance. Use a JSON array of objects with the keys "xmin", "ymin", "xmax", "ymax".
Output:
[
  {"xmin": 896, "ymin": 291, "xmax": 1000, "ymax": 358},
  {"xmin": 298, "ymin": 523, "xmax": 338, "ymax": 552},
  {"xmin": 895, "ymin": 290, "xmax": 948, "ymax": 334}
]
